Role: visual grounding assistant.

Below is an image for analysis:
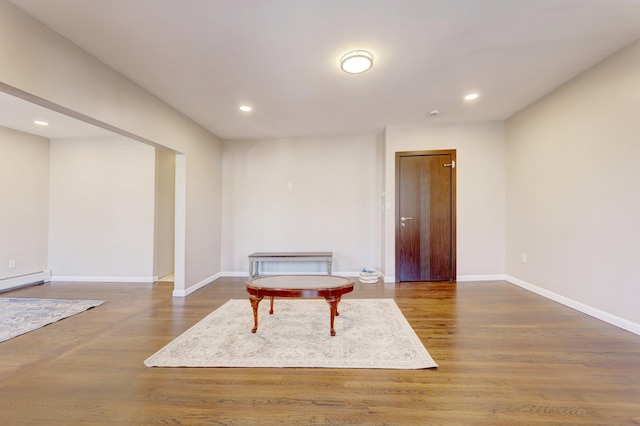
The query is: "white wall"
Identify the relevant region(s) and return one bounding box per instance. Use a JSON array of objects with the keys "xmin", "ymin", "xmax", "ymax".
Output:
[
  {"xmin": 384, "ymin": 122, "xmax": 506, "ymax": 281},
  {"xmin": 0, "ymin": 126, "xmax": 49, "ymax": 283},
  {"xmin": 0, "ymin": 1, "xmax": 223, "ymax": 295},
  {"xmin": 505, "ymin": 39, "xmax": 640, "ymax": 328},
  {"xmin": 221, "ymin": 134, "xmax": 383, "ymax": 275},
  {"xmin": 48, "ymin": 137, "xmax": 156, "ymax": 281}
]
